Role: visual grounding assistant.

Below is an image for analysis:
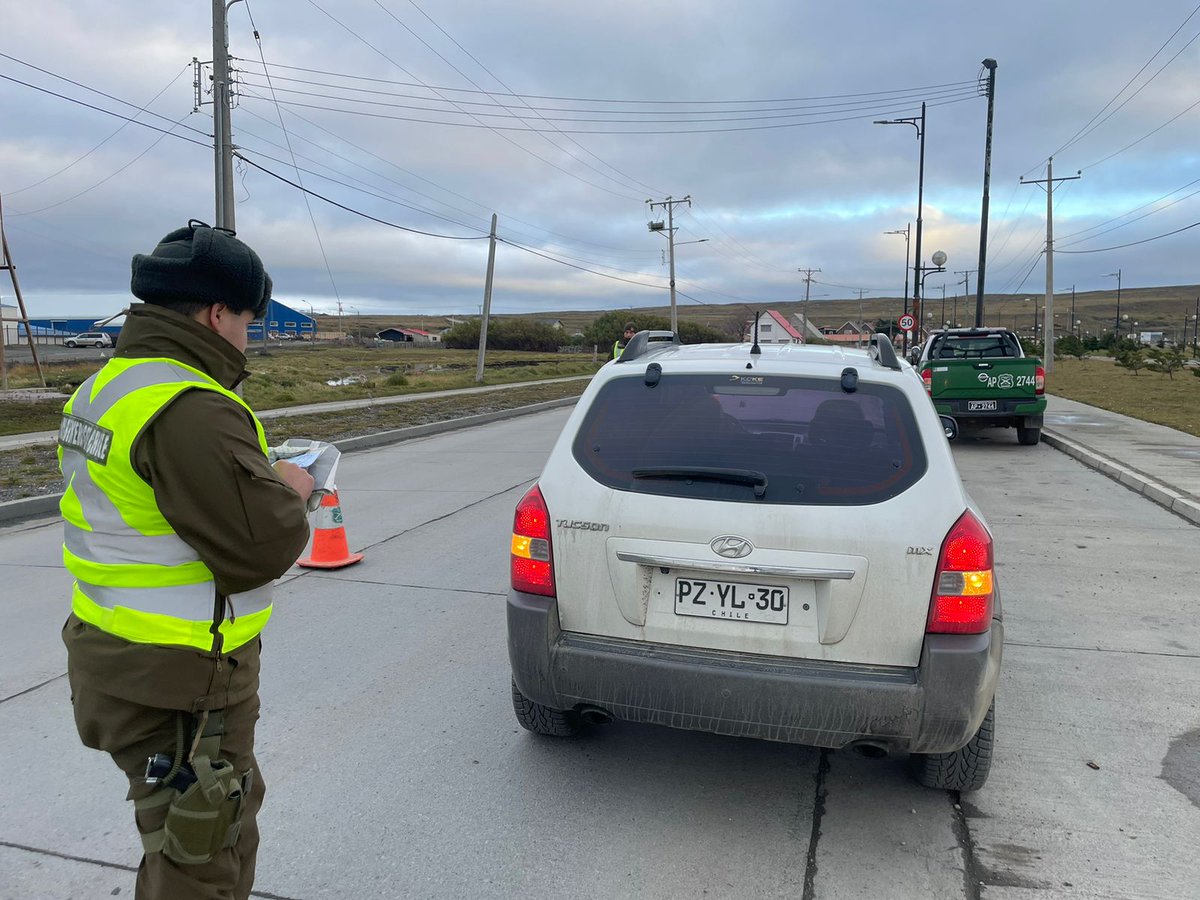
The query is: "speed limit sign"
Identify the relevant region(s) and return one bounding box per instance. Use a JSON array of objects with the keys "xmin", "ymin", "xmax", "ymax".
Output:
[{"xmin": 898, "ymin": 314, "xmax": 915, "ymax": 331}]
